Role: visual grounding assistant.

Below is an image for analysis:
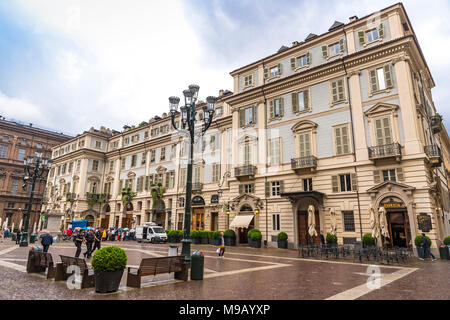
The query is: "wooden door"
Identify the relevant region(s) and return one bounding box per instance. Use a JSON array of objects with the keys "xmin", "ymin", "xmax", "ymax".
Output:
[
  {"xmin": 121, "ymin": 214, "xmax": 132, "ymax": 228},
  {"xmin": 101, "ymin": 215, "xmax": 109, "ymax": 229},
  {"xmin": 211, "ymin": 212, "xmax": 218, "ymax": 231},
  {"xmin": 298, "ymin": 211, "xmax": 320, "ymax": 245}
]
